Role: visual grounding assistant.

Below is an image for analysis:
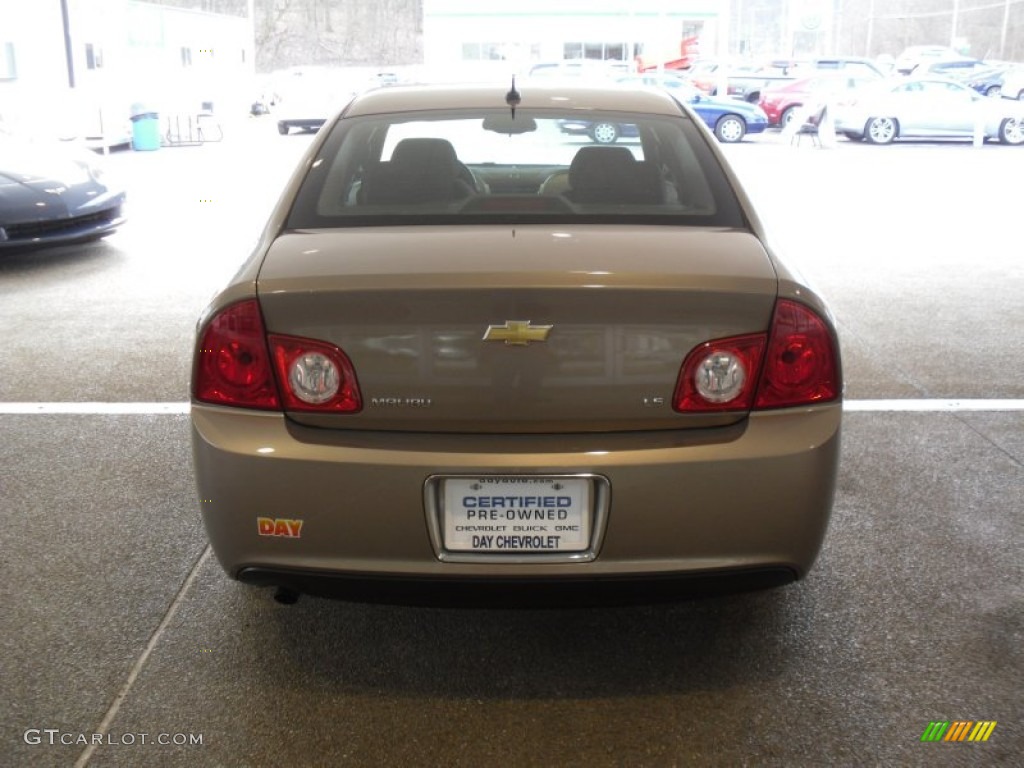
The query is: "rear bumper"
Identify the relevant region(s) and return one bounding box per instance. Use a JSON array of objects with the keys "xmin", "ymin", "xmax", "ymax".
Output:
[
  {"xmin": 192, "ymin": 403, "xmax": 841, "ymax": 592},
  {"xmin": 238, "ymin": 566, "xmax": 799, "ymax": 607}
]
